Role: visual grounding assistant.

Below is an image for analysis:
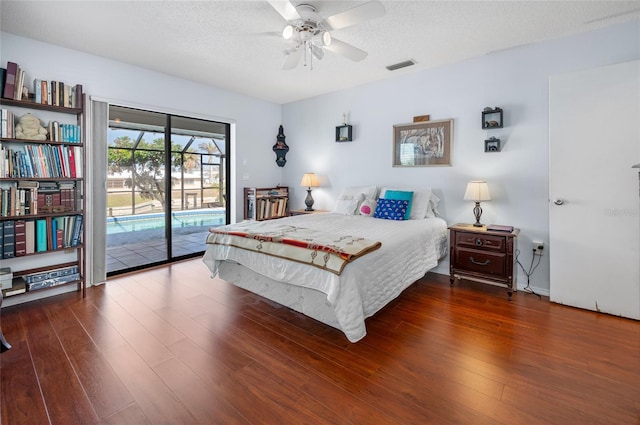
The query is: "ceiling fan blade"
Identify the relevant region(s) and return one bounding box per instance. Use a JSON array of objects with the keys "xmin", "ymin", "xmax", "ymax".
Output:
[
  {"xmin": 324, "ymin": 38, "xmax": 368, "ymax": 62},
  {"xmin": 323, "ymin": 0, "xmax": 385, "ymax": 31},
  {"xmin": 267, "ymin": 0, "xmax": 301, "ymax": 22},
  {"xmin": 281, "ymin": 48, "xmax": 302, "ymax": 70}
]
